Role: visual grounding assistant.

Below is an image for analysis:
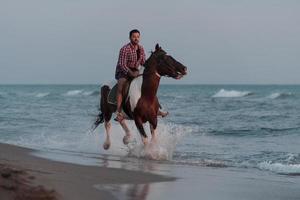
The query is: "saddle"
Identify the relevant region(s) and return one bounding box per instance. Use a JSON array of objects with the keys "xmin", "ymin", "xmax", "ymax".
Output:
[
  {"xmin": 107, "ymin": 66, "xmax": 144, "ymax": 118},
  {"xmin": 108, "ymin": 66, "xmax": 143, "ymax": 105},
  {"xmin": 107, "ymin": 81, "xmax": 131, "ymax": 105}
]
